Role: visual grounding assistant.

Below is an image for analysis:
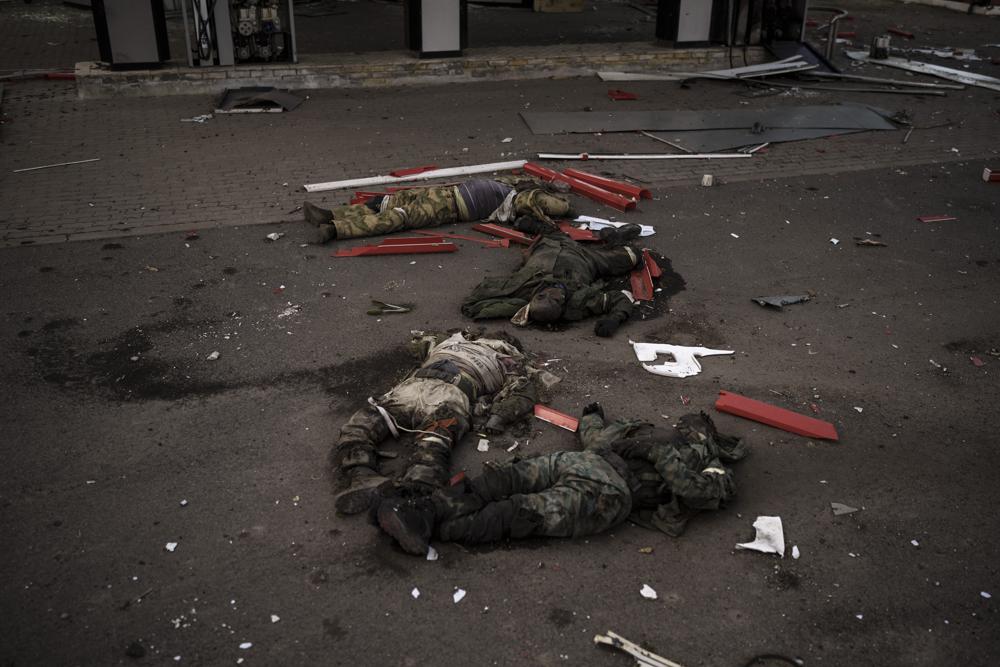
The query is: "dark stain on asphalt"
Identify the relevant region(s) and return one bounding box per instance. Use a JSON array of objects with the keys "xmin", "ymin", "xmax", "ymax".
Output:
[
  {"xmin": 101, "ymin": 243, "xmax": 123, "ymax": 250},
  {"xmin": 222, "ymin": 267, "xmax": 238, "ymax": 275},
  {"xmin": 548, "ymin": 608, "xmax": 574, "ymax": 628},
  {"xmin": 25, "ymin": 316, "xmax": 412, "ymax": 403},
  {"xmin": 605, "ymin": 251, "xmax": 686, "ymax": 322},
  {"xmin": 322, "ymin": 617, "xmax": 347, "ymax": 641},
  {"xmin": 944, "ymin": 338, "xmax": 996, "ymax": 354},
  {"xmin": 39, "ymin": 266, "xmax": 54, "ymax": 273}
]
